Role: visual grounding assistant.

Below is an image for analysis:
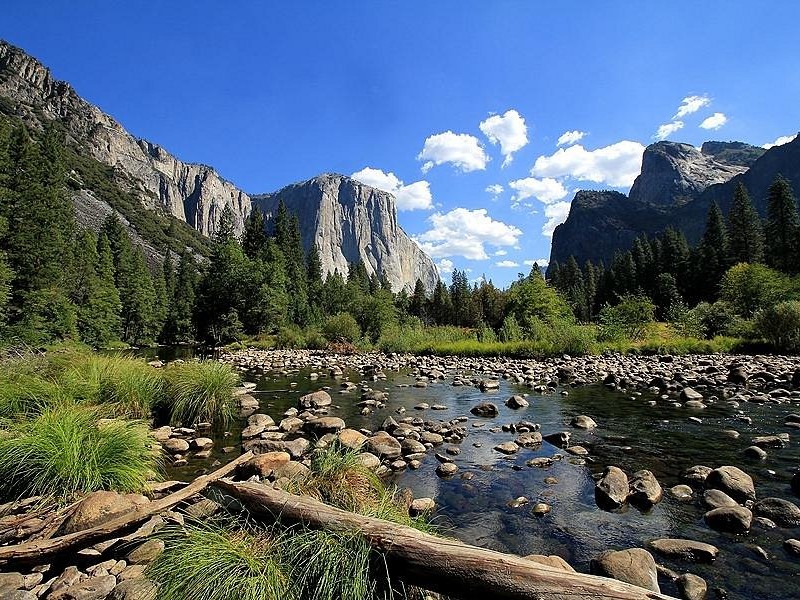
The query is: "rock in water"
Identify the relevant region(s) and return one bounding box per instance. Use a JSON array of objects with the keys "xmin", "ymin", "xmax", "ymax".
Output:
[
  {"xmin": 595, "ymin": 466, "xmax": 629, "ymax": 510},
  {"xmin": 676, "ymin": 573, "xmax": 708, "ymax": 600},
  {"xmin": 648, "ymin": 539, "xmax": 719, "ymax": 563},
  {"xmin": 705, "ymin": 465, "xmax": 756, "ymax": 503},
  {"xmin": 704, "ymin": 506, "xmax": 752, "ymax": 533},
  {"xmin": 298, "ymin": 390, "xmax": 332, "ymax": 409},
  {"xmin": 753, "ymin": 497, "xmax": 800, "ymax": 527},
  {"xmin": 470, "ymin": 403, "xmax": 499, "ymax": 418},
  {"xmin": 590, "ymin": 548, "xmax": 660, "ymax": 593},
  {"xmin": 628, "ymin": 470, "xmax": 663, "ymax": 509}
]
